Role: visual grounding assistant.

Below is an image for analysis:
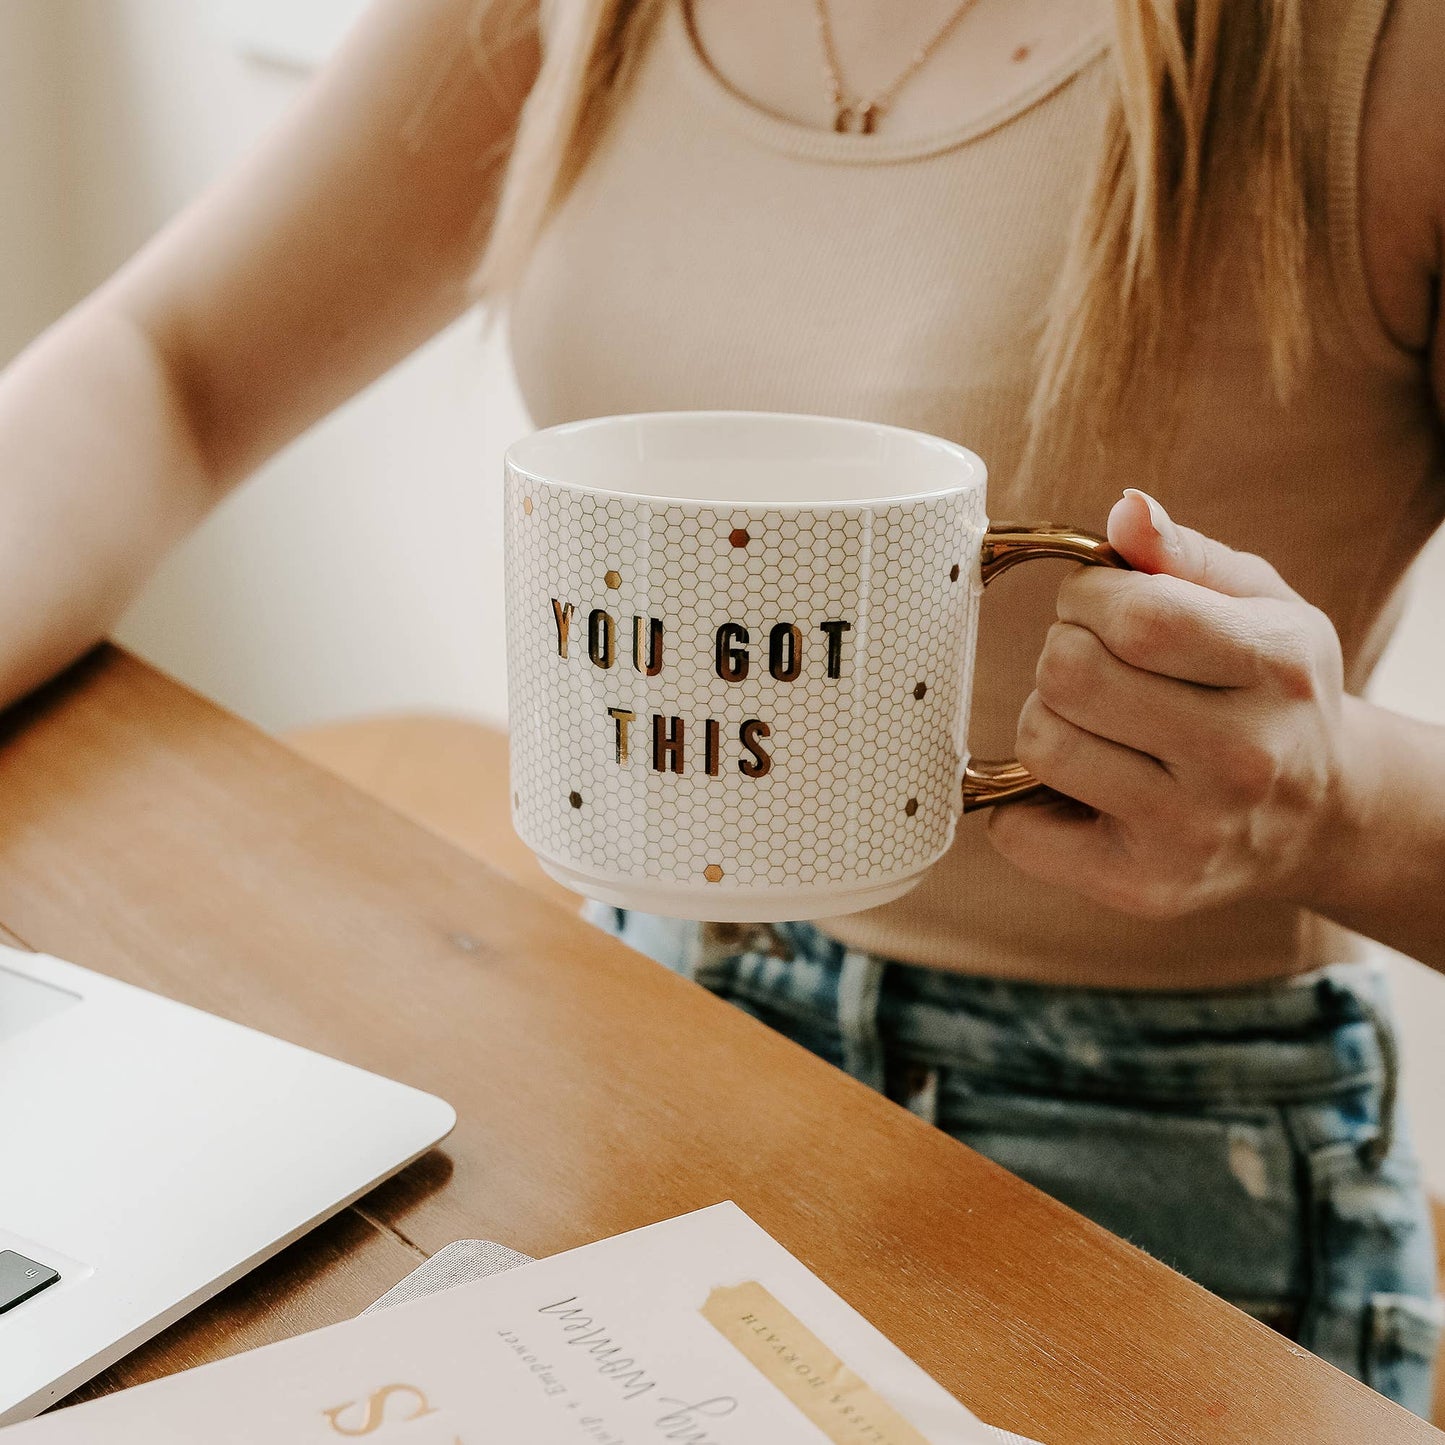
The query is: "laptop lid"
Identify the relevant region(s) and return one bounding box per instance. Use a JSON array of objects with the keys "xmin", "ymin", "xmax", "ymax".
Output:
[{"xmin": 0, "ymin": 944, "xmax": 455, "ymax": 1424}]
